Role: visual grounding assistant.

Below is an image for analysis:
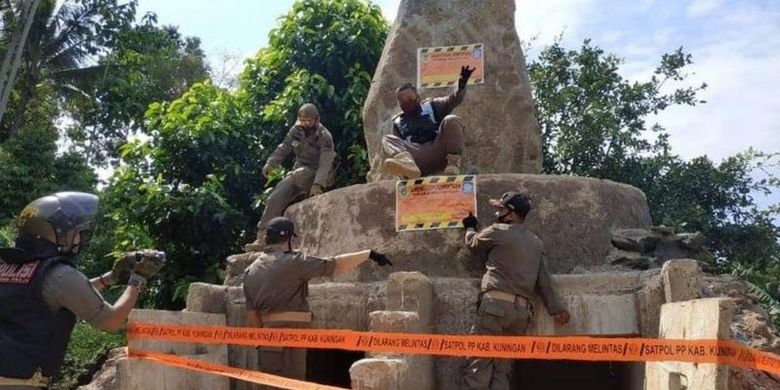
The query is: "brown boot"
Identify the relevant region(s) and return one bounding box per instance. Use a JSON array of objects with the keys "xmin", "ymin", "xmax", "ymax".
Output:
[
  {"xmin": 383, "ymin": 151, "xmax": 421, "ymax": 179},
  {"xmin": 442, "ymin": 154, "xmax": 462, "ymax": 176}
]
